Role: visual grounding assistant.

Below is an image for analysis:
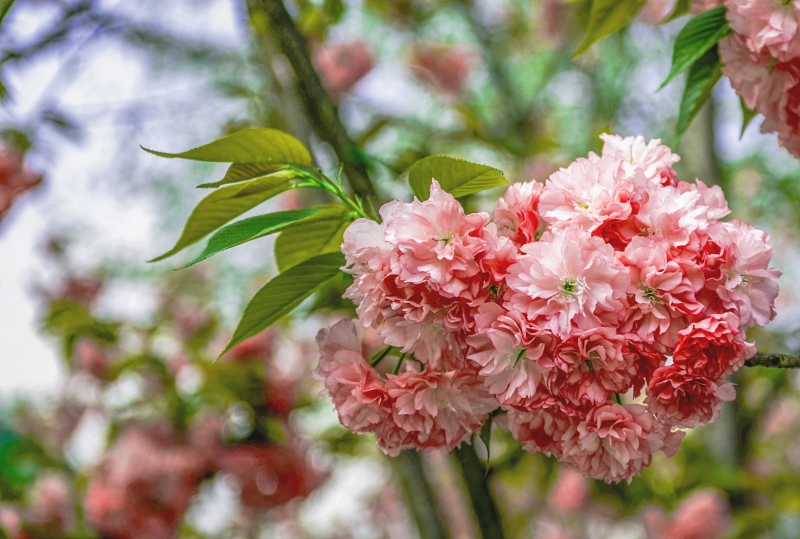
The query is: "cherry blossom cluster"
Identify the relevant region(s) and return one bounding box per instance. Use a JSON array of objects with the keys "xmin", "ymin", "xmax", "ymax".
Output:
[
  {"xmin": 316, "ymin": 134, "xmax": 780, "ymax": 482},
  {"xmin": 718, "ymin": 0, "xmax": 800, "ymax": 157}
]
